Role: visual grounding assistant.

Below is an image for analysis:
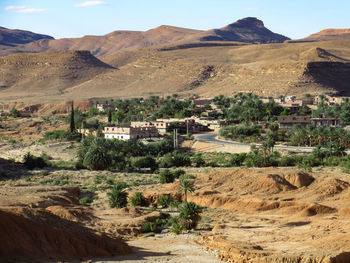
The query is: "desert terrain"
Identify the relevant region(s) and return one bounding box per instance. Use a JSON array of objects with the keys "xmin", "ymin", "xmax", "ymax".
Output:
[
  {"xmin": 1, "ymin": 39, "xmax": 350, "ymax": 104},
  {"xmin": 1, "ymin": 17, "xmax": 350, "ymax": 103},
  {"xmin": 1, "ymin": 118, "xmax": 350, "ymax": 263}
]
